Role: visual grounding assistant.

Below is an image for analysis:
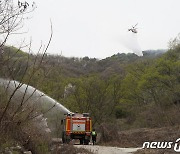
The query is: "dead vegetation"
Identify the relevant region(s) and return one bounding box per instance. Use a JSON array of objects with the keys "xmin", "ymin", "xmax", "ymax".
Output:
[
  {"xmin": 0, "ymin": 113, "xmax": 52, "ymax": 153},
  {"xmin": 99, "ymin": 123, "xmax": 120, "ymax": 144},
  {"xmin": 98, "ymin": 123, "xmax": 180, "ymax": 149}
]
